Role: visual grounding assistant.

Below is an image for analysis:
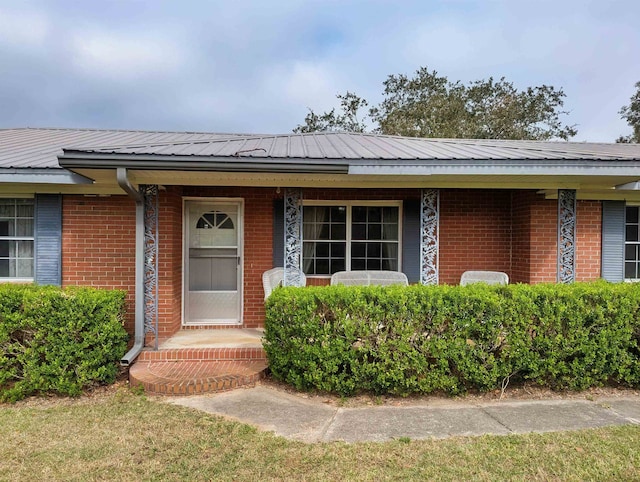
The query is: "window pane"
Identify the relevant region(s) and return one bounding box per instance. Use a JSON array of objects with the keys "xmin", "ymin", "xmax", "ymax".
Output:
[
  {"xmin": 0, "ymin": 219, "xmax": 14, "ymax": 236},
  {"xmin": 16, "ymin": 219, "xmax": 33, "ymax": 237},
  {"xmin": 352, "ymin": 242, "xmax": 366, "ymax": 258},
  {"xmin": 0, "ymin": 202, "xmax": 15, "ymax": 217},
  {"xmin": 330, "ymin": 206, "xmax": 346, "ymax": 223},
  {"xmin": 366, "ymin": 259, "xmax": 381, "ymax": 270},
  {"xmin": 16, "ymin": 200, "xmax": 33, "ymax": 217},
  {"xmin": 366, "ymin": 243, "xmax": 381, "ymax": 258},
  {"xmin": 352, "ymin": 259, "xmax": 365, "ymax": 270},
  {"xmin": 18, "ymin": 240, "xmax": 32, "ymax": 257},
  {"xmin": 382, "ymin": 243, "xmax": 398, "ymax": 259},
  {"xmin": 0, "ymin": 259, "xmax": 7, "ymax": 277},
  {"xmin": 626, "ymin": 262, "xmax": 637, "ymax": 279},
  {"xmin": 0, "ymin": 220, "xmax": 9, "ymax": 236},
  {"xmin": 17, "ymin": 259, "xmax": 33, "ymax": 278},
  {"xmin": 315, "ymin": 259, "xmax": 330, "ymax": 274},
  {"xmin": 316, "ymin": 243, "xmax": 329, "ymax": 257},
  {"xmin": 626, "ymin": 225, "xmax": 639, "ymax": 242},
  {"xmin": 352, "ymin": 206, "xmax": 366, "ymax": 223},
  {"xmin": 0, "ymin": 240, "xmax": 8, "ymax": 257},
  {"xmin": 330, "ymin": 224, "xmax": 345, "ymax": 240},
  {"xmin": 318, "ymin": 223, "xmax": 330, "ymax": 239},
  {"xmin": 352, "ymin": 223, "xmax": 366, "ymax": 240},
  {"xmin": 627, "ymin": 207, "xmax": 639, "ymax": 224},
  {"xmin": 382, "ymin": 259, "xmax": 398, "ymax": 271},
  {"xmin": 331, "ymin": 243, "xmax": 345, "ymax": 258},
  {"xmin": 331, "ymin": 259, "xmax": 345, "ymax": 273},
  {"xmin": 382, "ymin": 223, "xmax": 398, "ymax": 240},
  {"xmin": 367, "ymin": 207, "xmax": 381, "ymax": 222},
  {"xmin": 626, "ymin": 244, "xmax": 638, "ymax": 261},
  {"xmin": 383, "ymin": 207, "xmax": 399, "ymax": 223},
  {"xmin": 368, "ymin": 224, "xmax": 382, "ymax": 240}
]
